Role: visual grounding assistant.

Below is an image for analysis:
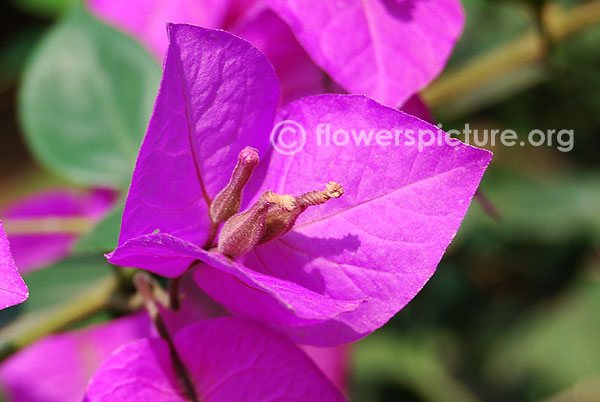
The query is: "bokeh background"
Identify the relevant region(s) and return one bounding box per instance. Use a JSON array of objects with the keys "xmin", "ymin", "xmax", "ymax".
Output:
[{"xmin": 1, "ymin": 0, "xmax": 599, "ymax": 401}]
